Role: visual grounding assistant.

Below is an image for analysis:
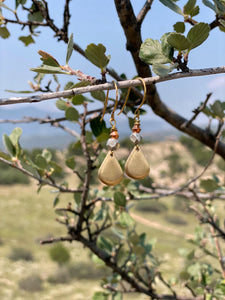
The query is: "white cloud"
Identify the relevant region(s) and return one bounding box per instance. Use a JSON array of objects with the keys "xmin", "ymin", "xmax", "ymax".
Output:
[{"xmin": 208, "ymin": 76, "xmax": 225, "ymax": 90}]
